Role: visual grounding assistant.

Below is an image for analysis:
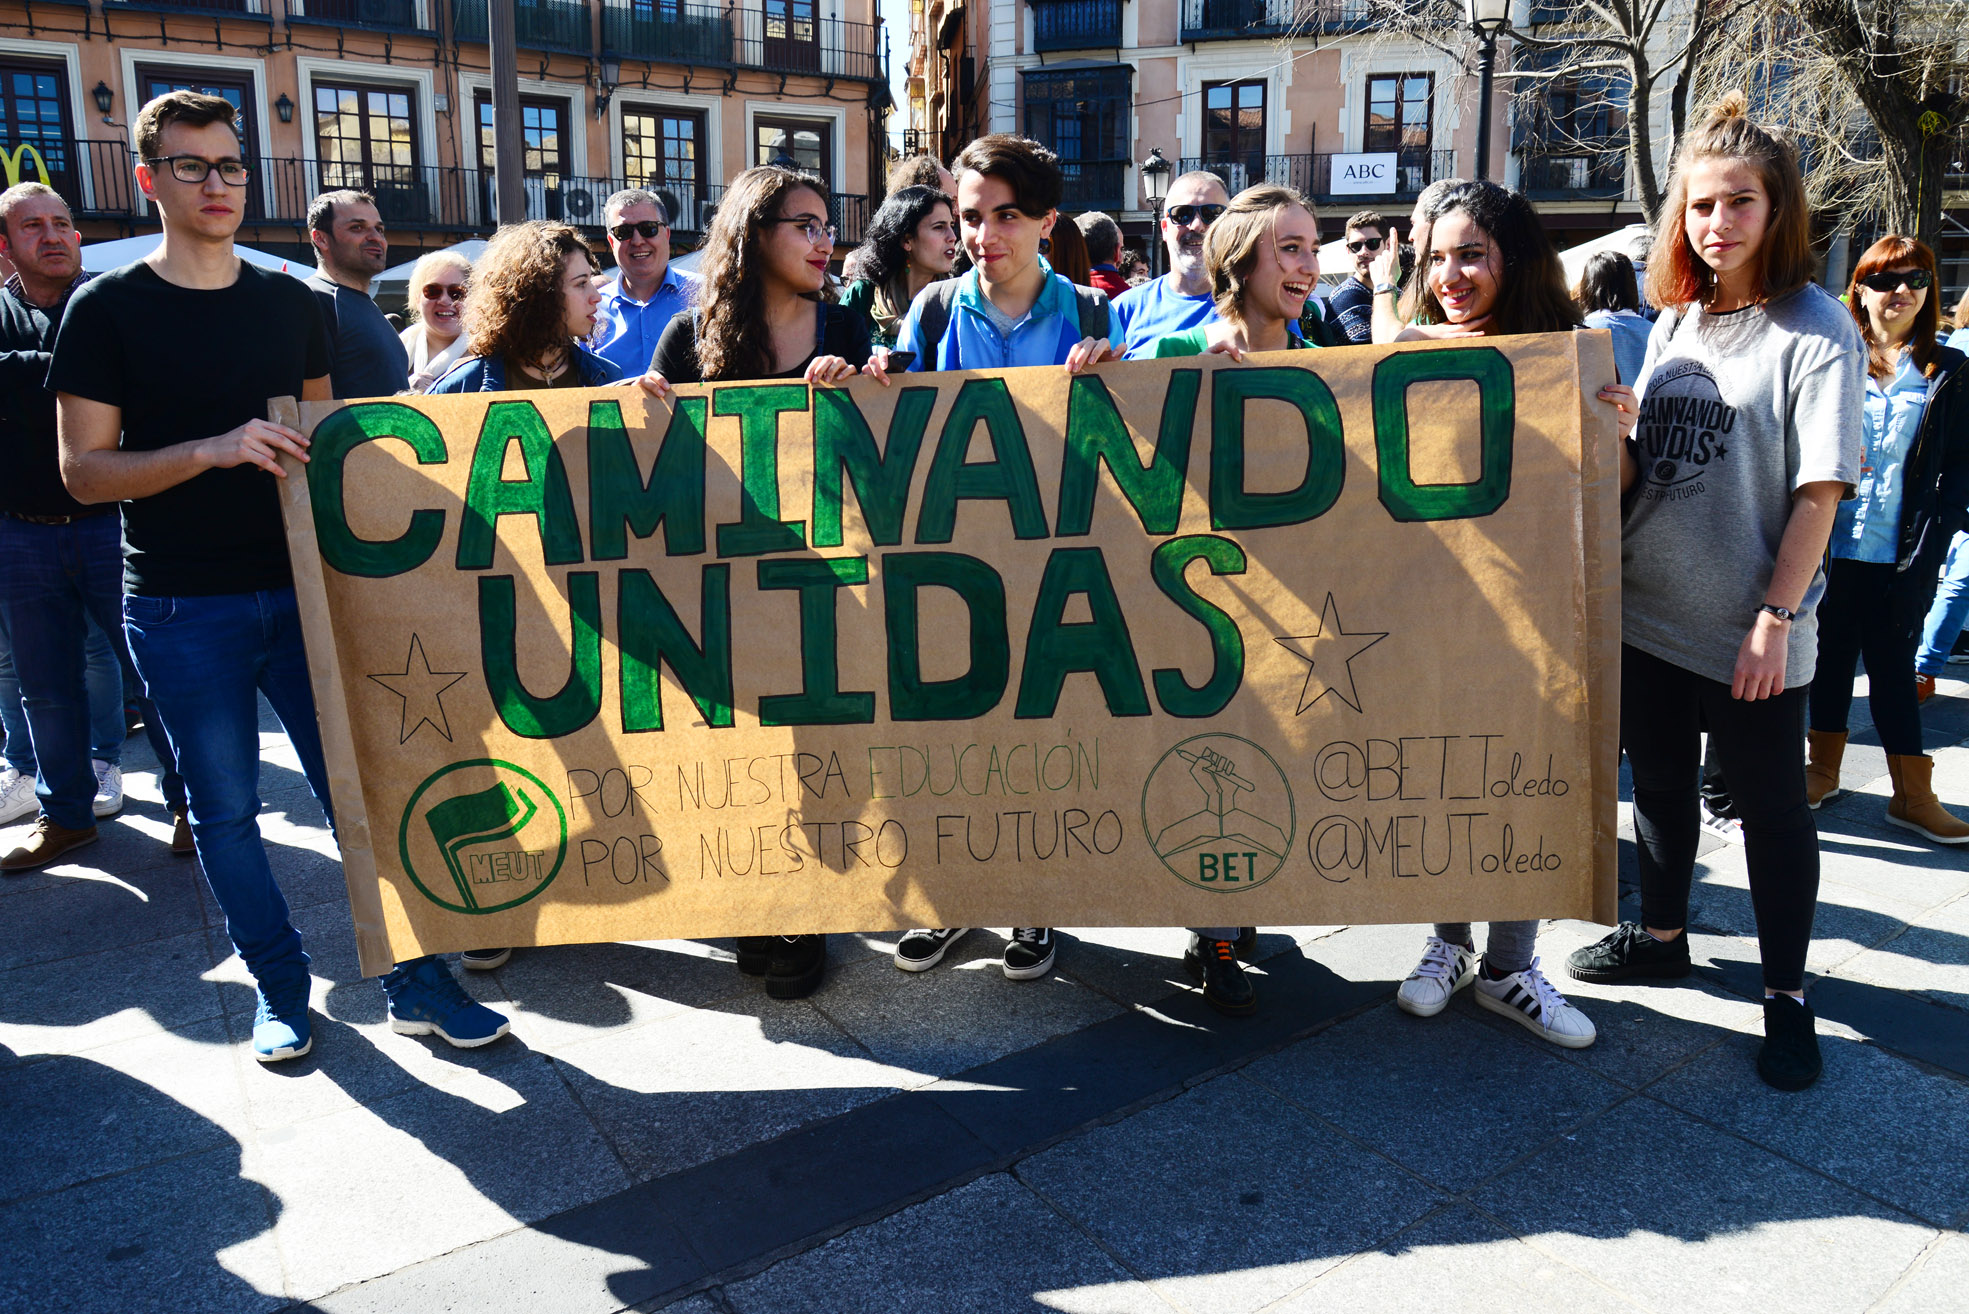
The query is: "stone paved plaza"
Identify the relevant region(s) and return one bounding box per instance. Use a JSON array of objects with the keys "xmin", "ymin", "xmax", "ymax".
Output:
[{"xmin": 4, "ymin": 674, "xmax": 1967, "ymax": 1314}]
